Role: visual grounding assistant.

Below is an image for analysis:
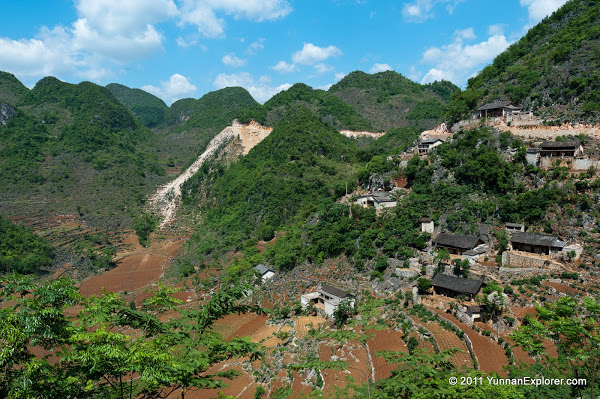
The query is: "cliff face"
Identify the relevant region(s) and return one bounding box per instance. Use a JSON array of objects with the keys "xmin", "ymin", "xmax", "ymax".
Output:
[{"xmin": 0, "ymin": 103, "xmax": 16, "ymax": 126}]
